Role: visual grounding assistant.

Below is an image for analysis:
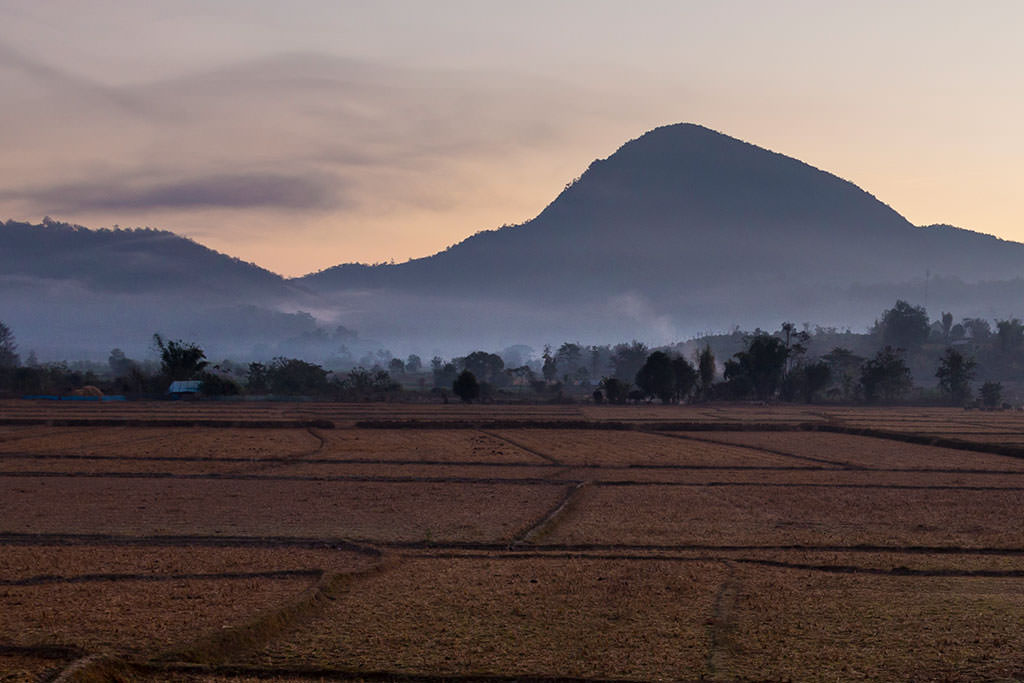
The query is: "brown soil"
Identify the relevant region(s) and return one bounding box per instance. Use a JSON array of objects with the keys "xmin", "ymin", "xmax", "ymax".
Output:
[
  {"xmin": 0, "ymin": 477, "xmax": 566, "ymax": 543},
  {"xmin": 539, "ymin": 484, "xmax": 1024, "ymax": 548},
  {"xmin": 246, "ymin": 557, "xmax": 726, "ymax": 679},
  {"xmin": 490, "ymin": 429, "xmax": 816, "ymax": 467},
  {"xmin": 690, "ymin": 430, "xmax": 1024, "ymax": 470},
  {"xmin": 4, "ymin": 403, "xmax": 1024, "ymax": 682},
  {"xmin": 724, "ymin": 567, "xmax": 1024, "ymax": 681}
]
